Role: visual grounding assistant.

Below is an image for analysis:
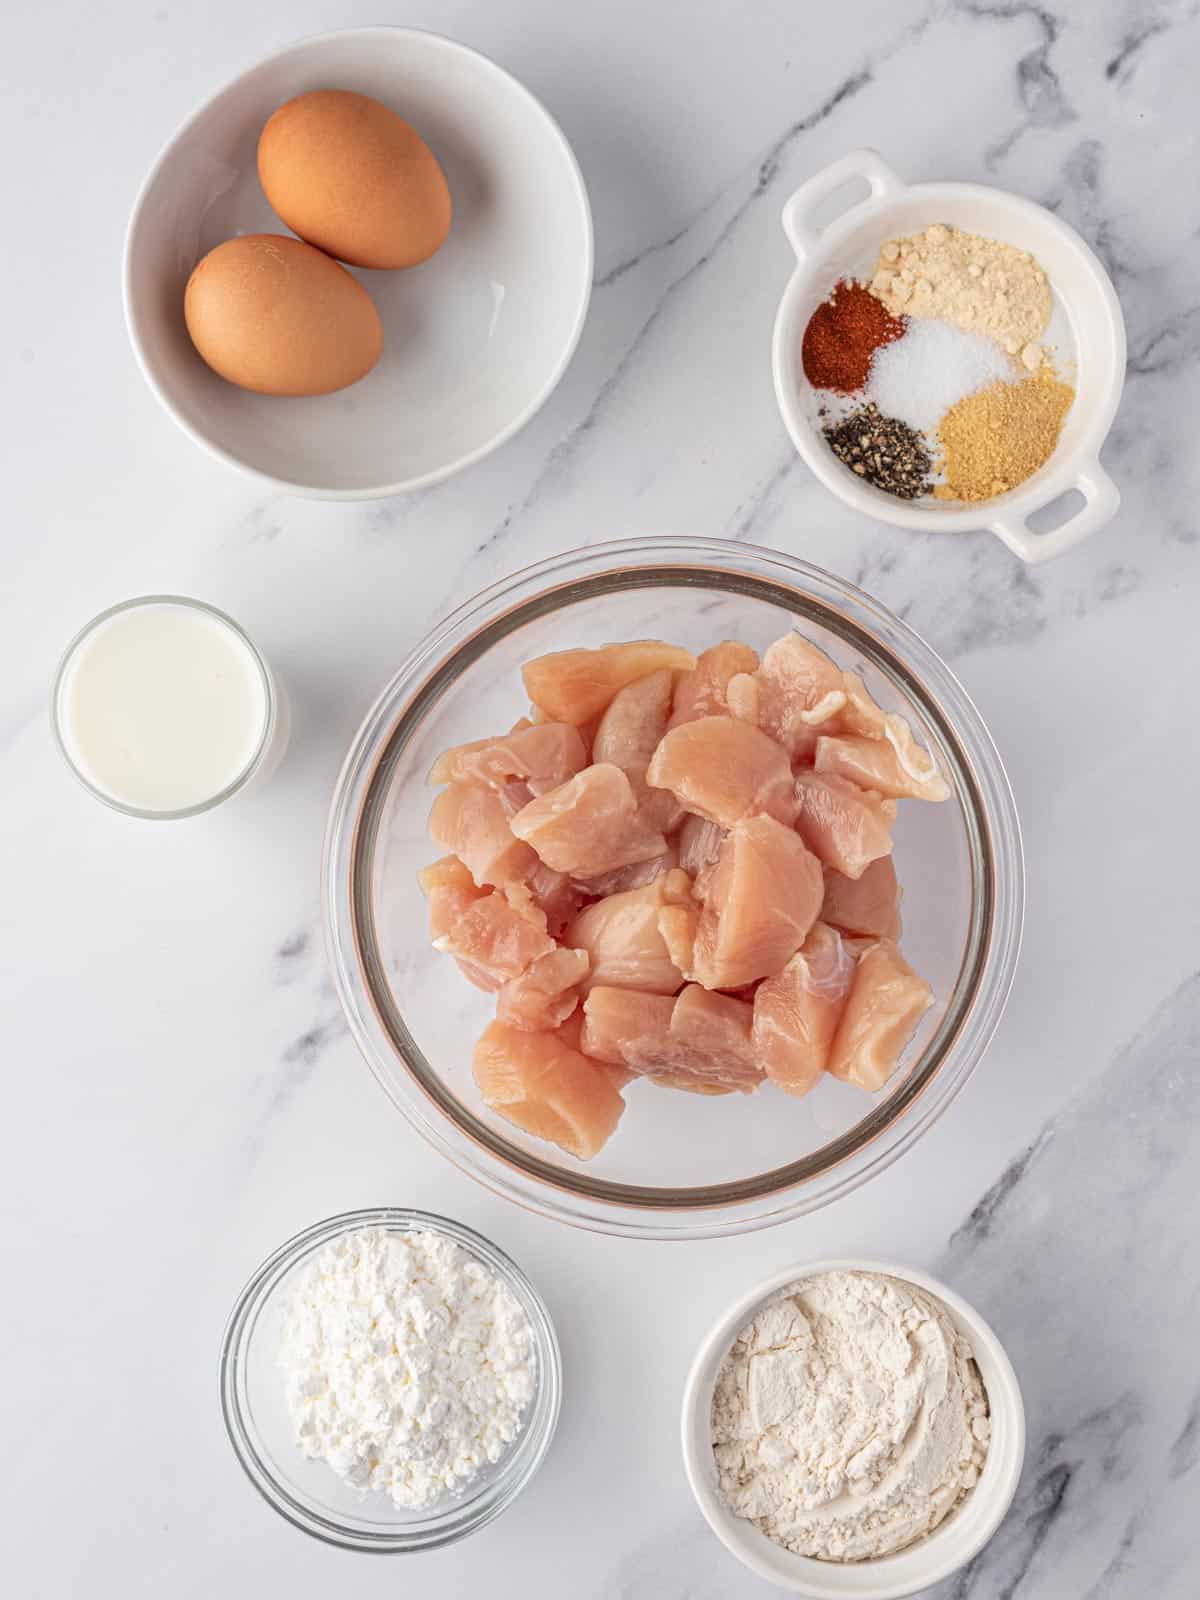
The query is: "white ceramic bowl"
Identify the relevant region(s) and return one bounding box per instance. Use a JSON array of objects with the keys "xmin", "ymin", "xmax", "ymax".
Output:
[
  {"xmin": 681, "ymin": 1257, "xmax": 1025, "ymax": 1598},
  {"xmin": 772, "ymin": 149, "xmax": 1125, "ymax": 564},
  {"xmin": 124, "ymin": 28, "xmax": 593, "ymax": 498}
]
